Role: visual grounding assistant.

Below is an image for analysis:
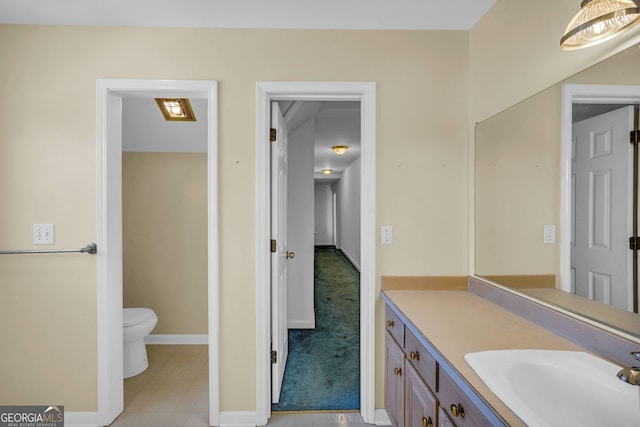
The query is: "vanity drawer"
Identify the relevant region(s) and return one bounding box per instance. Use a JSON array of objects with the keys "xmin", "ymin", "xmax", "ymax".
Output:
[
  {"xmin": 439, "ymin": 370, "xmax": 491, "ymax": 426},
  {"xmin": 405, "ymin": 329, "xmax": 438, "ymax": 392},
  {"xmin": 385, "ymin": 305, "xmax": 405, "ymax": 347}
]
